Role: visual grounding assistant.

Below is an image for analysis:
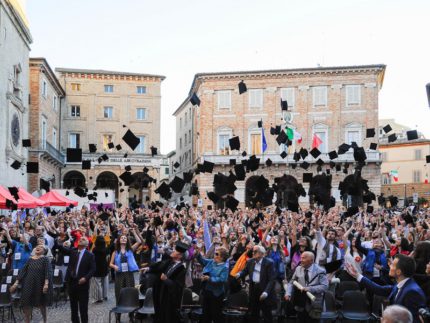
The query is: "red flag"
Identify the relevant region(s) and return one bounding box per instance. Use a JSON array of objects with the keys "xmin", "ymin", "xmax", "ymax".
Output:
[{"xmin": 312, "ymin": 133, "xmax": 323, "ymax": 149}]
